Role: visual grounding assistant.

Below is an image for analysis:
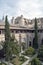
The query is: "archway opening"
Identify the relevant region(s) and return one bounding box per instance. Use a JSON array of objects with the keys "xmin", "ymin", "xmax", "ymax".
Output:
[
  {"xmin": 33, "ymin": 38, "xmax": 38, "ymax": 49},
  {"xmin": 41, "ymin": 39, "xmax": 43, "ymax": 45},
  {"xmin": 33, "ymin": 38, "xmax": 35, "ymax": 48},
  {"xmin": 29, "ymin": 41, "xmax": 31, "ymax": 46}
]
